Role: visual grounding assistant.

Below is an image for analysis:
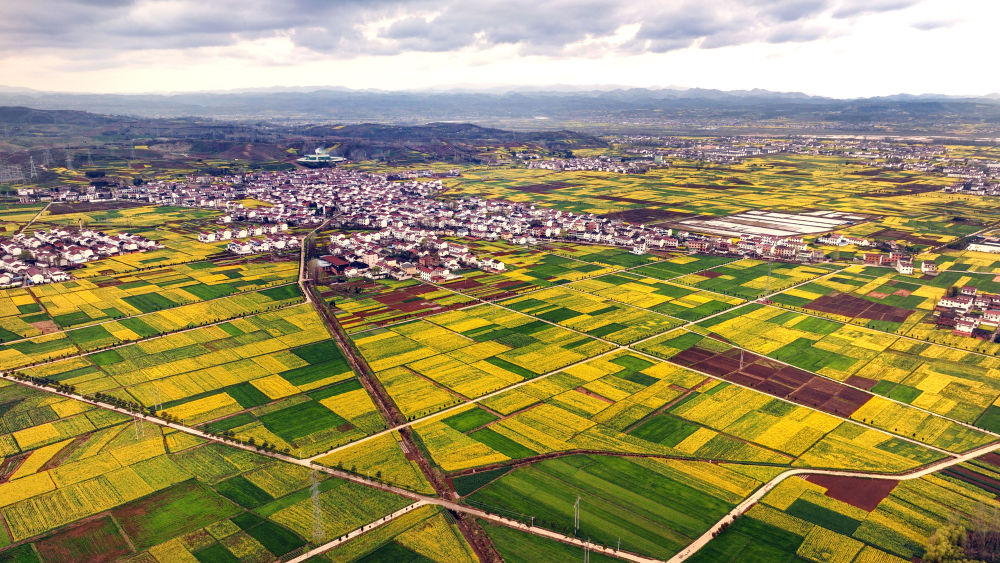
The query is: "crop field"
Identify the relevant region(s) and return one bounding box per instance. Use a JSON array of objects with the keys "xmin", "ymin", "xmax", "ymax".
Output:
[
  {"xmin": 689, "ymin": 303, "xmax": 1000, "ymax": 428},
  {"xmin": 0, "ymin": 286, "xmax": 303, "ymax": 372},
  {"xmin": 482, "ymin": 521, "xmax": 621, "ymax": 563},
  {"xmin": 0, "ymin": 287, "xmax": 50, "ymax": 342},
  {"xmin": 568, "ymin": 272, "xmax": 744, "ymax": 321},
  {"xmin": 700, "ymin": 456, "xmax": 1000, "ymax": 563},
  {"xmin": 837, "ymin": 213, "xmax": 985, "ymax": 251},
  {"xmin": 6, "ymin": 144, "xmax": 1000, "ymax": 563},
  {"xmin": 37, "ymin": 204, "xmax": 221, "ymax": 228},
  {"xmin": 314, "ymin": 431, "xmax": 435, "ymax": 494},
  {"xmin": 442, "ymin": 255, "xmax": 619, "ymax": 302},
  {"xmin": 467, "ymin": 455, "xmax": 754, "ymax": 559},
  {"xmin": 499, "ymin": 286, "xmax": 684, "ymax": 344},
  {"xmin": 769, "ymin": 270, "xmax": 934, "ymax": 333},
  {"xmin": 404, "ymin": 348, "xmax": 949, "ymax": 476},
  {"xmin": 445, "ymin": 155, "xmax": 957, "ymax": 220},
  {"xmin": 352, "ymin": 304, "xmax": 615, "ymax": 418},
  {"xmin": 308, "ymin": 504, "xmax": 478, "ymax": 562},
  {"xmin": 12, "ymin": 305, "xmax": 379, "ymax": 457},
  {"xmin": 0, "ymin": 204, "xmax": 45, "ymax": 233},
  {"xmin": 30, "ymin": 258, "xmax": 298, "ymax": 328},
  {"xmin": 630, "ymin": 254, "xmax": 740, "ymax": 279},
  {"xmin": 328, "ymin": 278, "xmax": 476, "ymax": 333},
  {"xmin": 0, "ymin": 383, "xmax": 413, "ymax": 563},
  {"xmin": 673, "ymin": 259, "xmax": 840, "ymax": 299}
]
